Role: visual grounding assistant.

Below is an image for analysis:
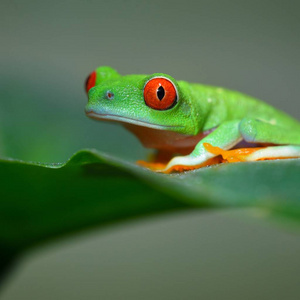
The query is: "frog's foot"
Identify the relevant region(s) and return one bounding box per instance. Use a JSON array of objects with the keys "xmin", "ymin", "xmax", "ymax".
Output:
[
  {"xmin": 204, "ymin": 143, "xmax": 300, "ymax": 162},
  {"xmin": 137, "ymin": 160, "xmax": 168, "ymax": 171},
  {"xmin": 161, "ymin": 155, "xmax": 223, "ymax": 174},
  {"xmin": 161, "ymin": 144, "xmax": 259, "ymax": 173},
  {"xmin": 163, "ymin": 156, "xmax": 223, "ymax": 173},
  {"xmin": 137, "ymin": 156, "xmax": 222, "ymax": 173},
  {"xmin": 203, "ymin": 143, "xmax": 262, "ymax": 162},
  {"xmin": 137, "ymin": 150, "xmax": 177, "ymax": 171}
]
